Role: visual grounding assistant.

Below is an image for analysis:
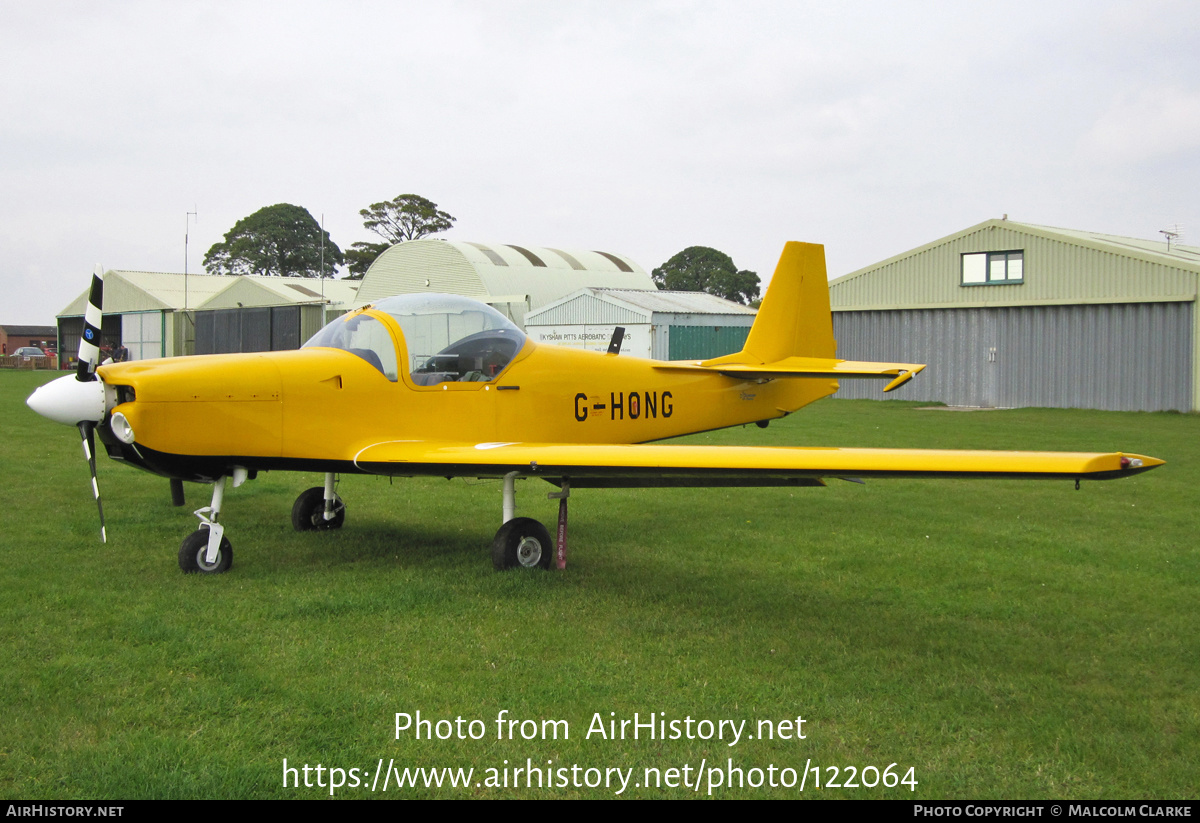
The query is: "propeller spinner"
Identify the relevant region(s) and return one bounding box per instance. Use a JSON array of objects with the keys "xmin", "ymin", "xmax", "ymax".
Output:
[{"xmin": 26, "ymin": 265, "xmax": 111, "ymax": 542}]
